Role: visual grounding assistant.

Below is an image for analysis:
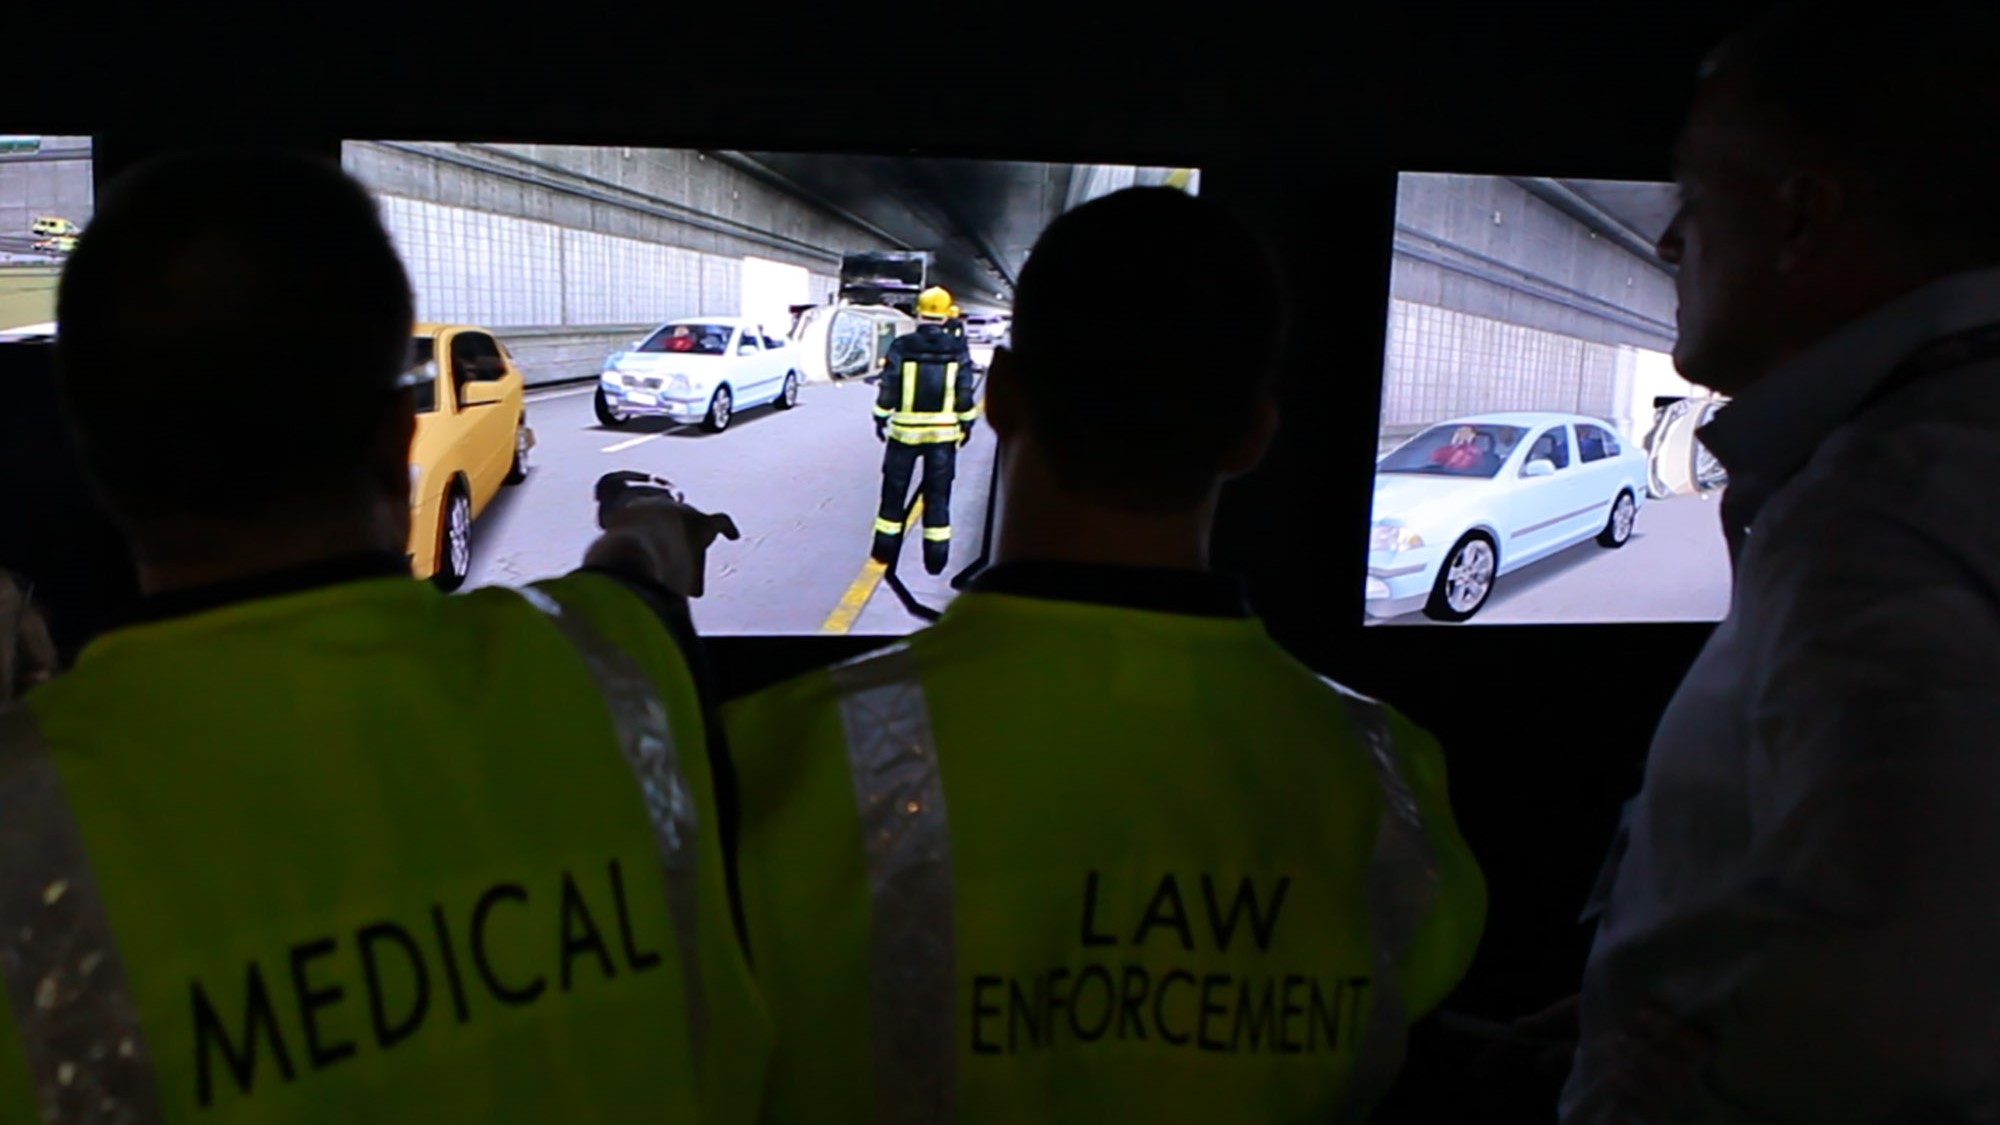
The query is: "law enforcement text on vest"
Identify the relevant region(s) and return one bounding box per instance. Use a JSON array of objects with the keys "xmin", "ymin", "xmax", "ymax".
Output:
[
  {"xmin": 0, "ymin": 573, "xmax": 765, "ymax": 1123},
  {"xmin": 730, "ymin": 596, "xmax": 1485, "ymax": 1125}
]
